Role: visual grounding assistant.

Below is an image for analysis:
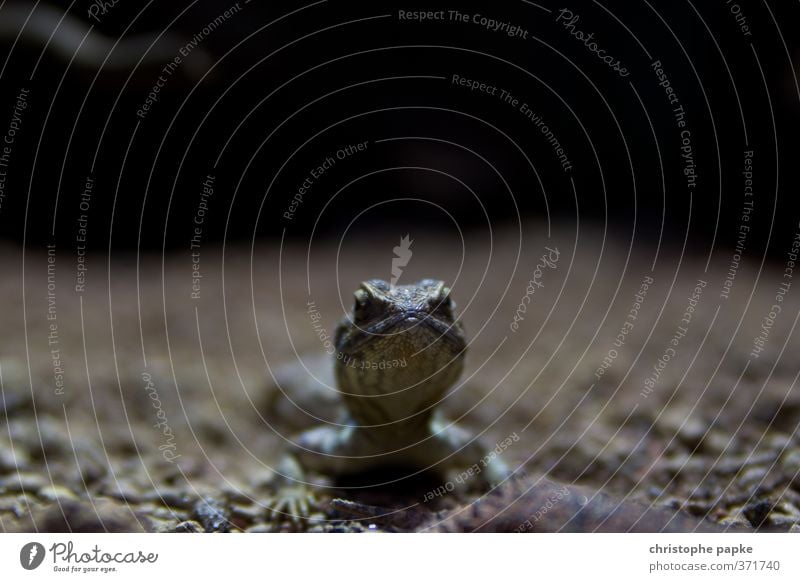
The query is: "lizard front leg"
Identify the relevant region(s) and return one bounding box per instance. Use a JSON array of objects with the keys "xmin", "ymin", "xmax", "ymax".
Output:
[
  {"xmin": 423, "ymin": 413, "xmax": 513, "ymax": 488},
  {"xmin": 262, "ymin": 453, "xmax": 320, "ymax": 524},
  {"xmin": 265, "ymin": 424, "xmax": 363, "ymax": 523}
]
